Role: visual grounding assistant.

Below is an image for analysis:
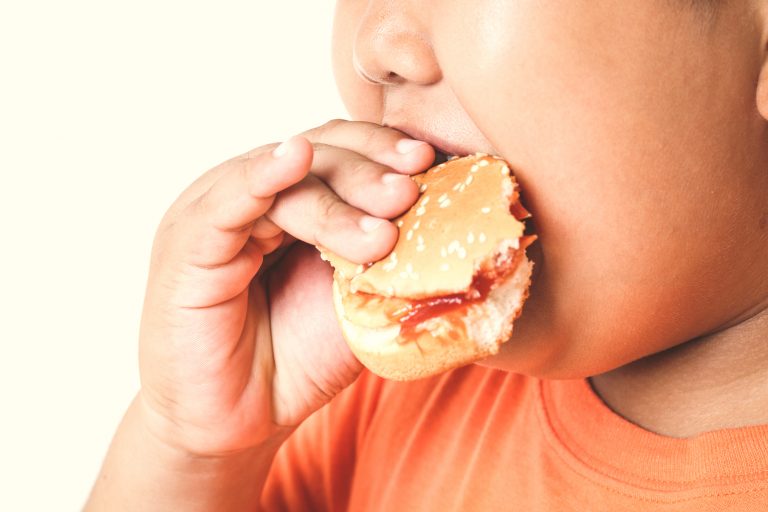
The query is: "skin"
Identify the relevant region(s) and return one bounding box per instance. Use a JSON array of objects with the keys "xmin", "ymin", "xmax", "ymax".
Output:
[
  {"xmin": 87, "ymin": 1, "xmax": 768, "ymax": 510},
  {"xmin": 334, "ymin": 0, "xmax": 768, "ymax": 435}
]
